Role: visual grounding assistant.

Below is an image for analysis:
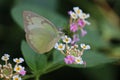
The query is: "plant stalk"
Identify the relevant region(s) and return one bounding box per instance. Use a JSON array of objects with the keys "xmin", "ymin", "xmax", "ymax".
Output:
[{"xmin": 35, "ymin": 75, "xmax": 40, "ymax": 80}]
